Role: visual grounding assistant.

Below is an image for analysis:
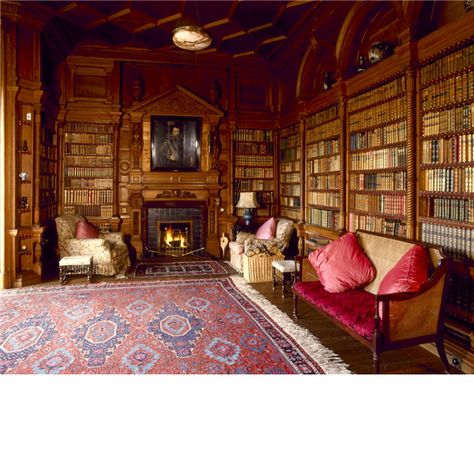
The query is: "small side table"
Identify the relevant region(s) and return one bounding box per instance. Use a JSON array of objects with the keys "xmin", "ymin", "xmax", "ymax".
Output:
[
  {"xmin": 272, "ymin": 260, "xmax": 297, "ymax": 298},
  {"xmin": 59, "ymin": 255, "xmax": 94, "ymax": 284}
]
